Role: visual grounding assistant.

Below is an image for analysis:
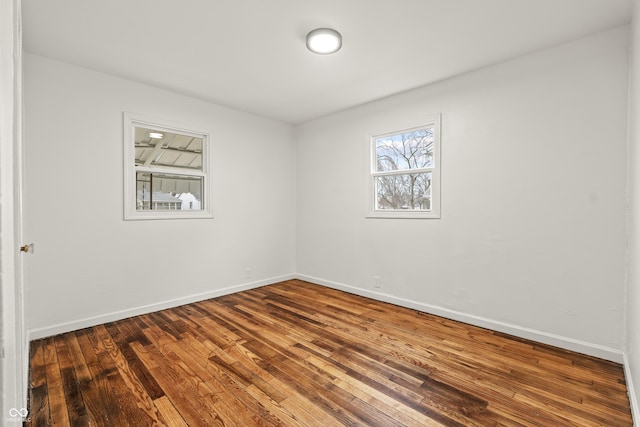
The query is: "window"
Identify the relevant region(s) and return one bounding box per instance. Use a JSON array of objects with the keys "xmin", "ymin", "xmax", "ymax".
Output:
[
  {"xmin": 367, "ymin": 115, "xmax": 441, "ymax": 218},
  {"xmin": 124, "ymin": 113, "xmax": 212, "ymax": 220}
]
